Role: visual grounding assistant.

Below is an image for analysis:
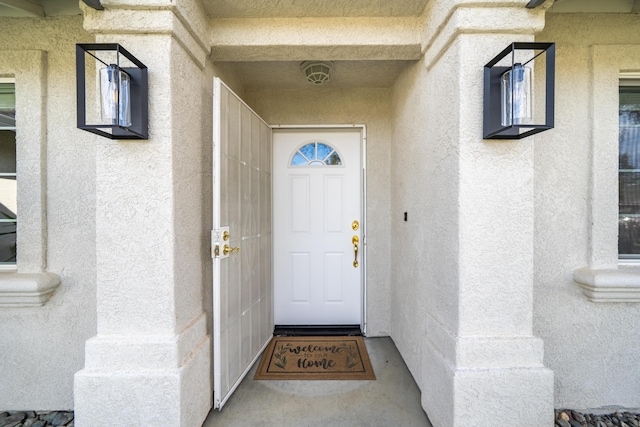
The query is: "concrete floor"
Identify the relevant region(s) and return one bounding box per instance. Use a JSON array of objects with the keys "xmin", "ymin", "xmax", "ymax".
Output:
[{"xmin": 203, "ymin": 337, "xmax": 432, "ymax": 427}]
